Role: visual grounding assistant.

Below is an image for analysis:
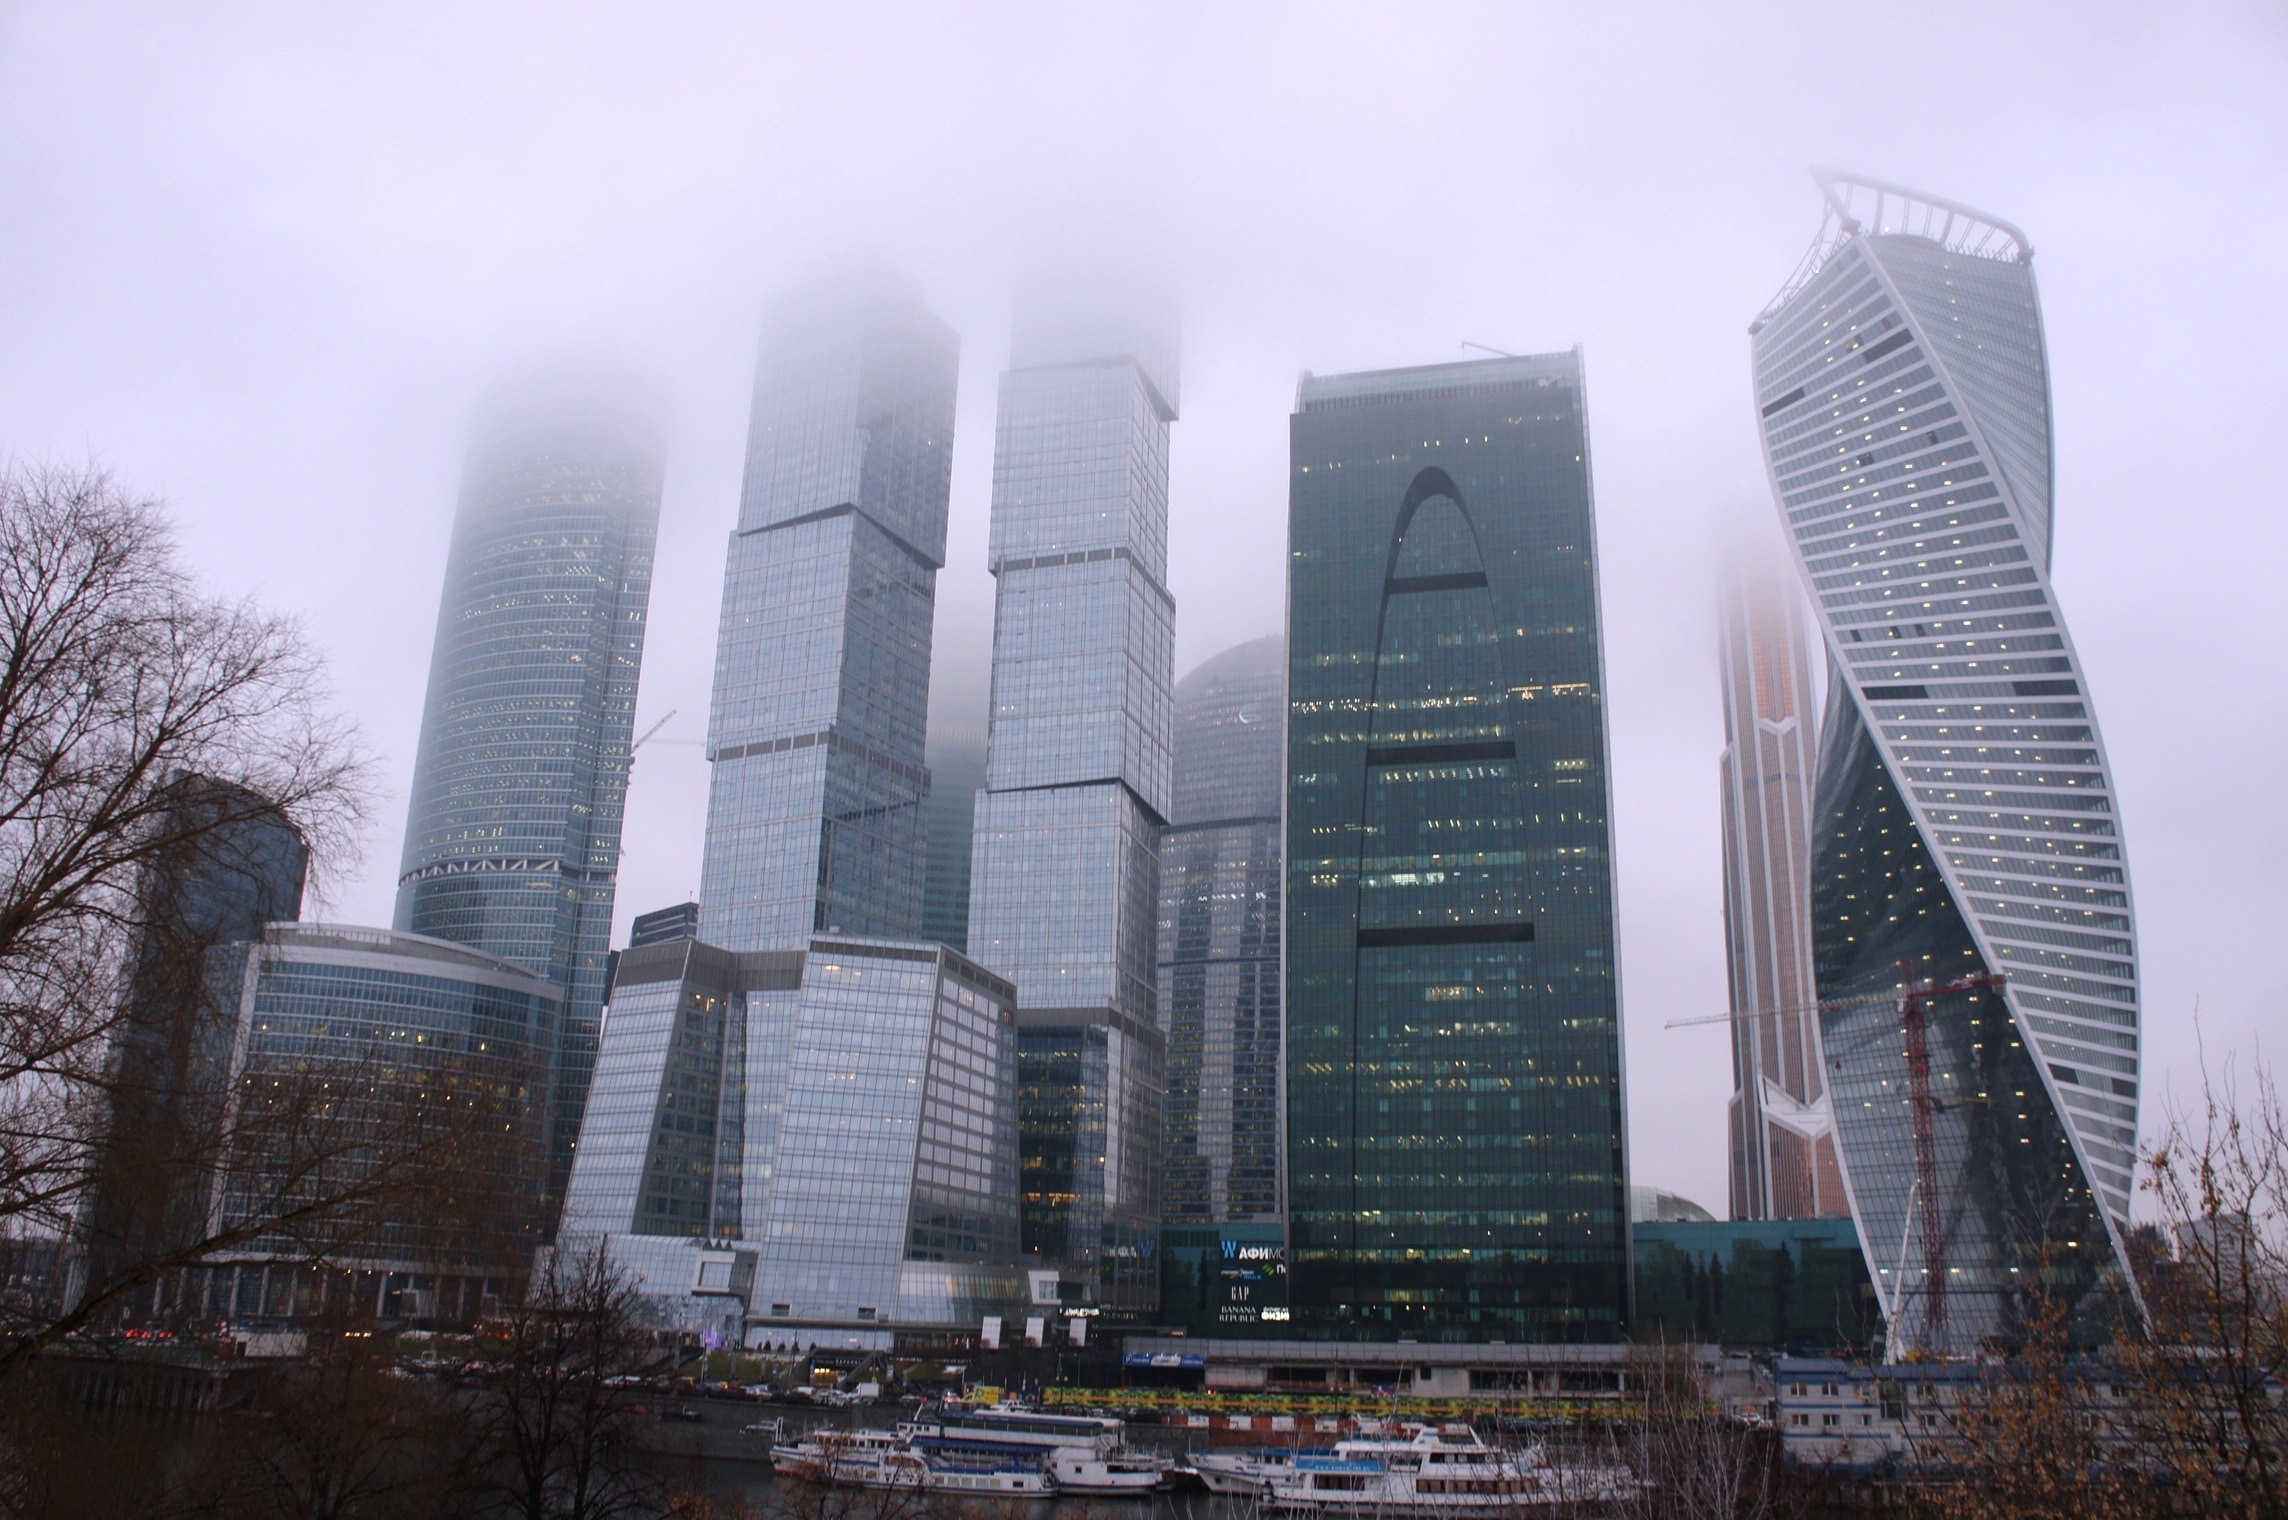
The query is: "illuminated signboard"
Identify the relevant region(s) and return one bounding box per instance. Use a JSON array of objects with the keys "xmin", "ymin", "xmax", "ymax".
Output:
[{"xmin": 1160, "ymin": 1225, "xmax": 1289, "ymax": 1333}]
